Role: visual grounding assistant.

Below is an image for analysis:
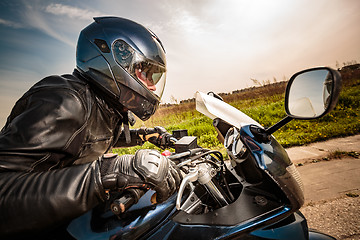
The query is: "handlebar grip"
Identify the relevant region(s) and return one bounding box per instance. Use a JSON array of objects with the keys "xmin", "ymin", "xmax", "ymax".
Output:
[{"xmin": 110, "ymin": 188, "xmax": 146, "ymax": 215}]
